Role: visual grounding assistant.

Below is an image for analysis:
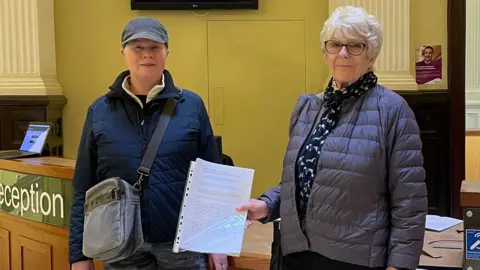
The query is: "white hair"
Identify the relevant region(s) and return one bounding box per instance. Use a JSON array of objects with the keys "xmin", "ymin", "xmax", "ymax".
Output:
[{"xmin": 320, "ymin": 6, "xmax": 383, "ymax": 61}]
